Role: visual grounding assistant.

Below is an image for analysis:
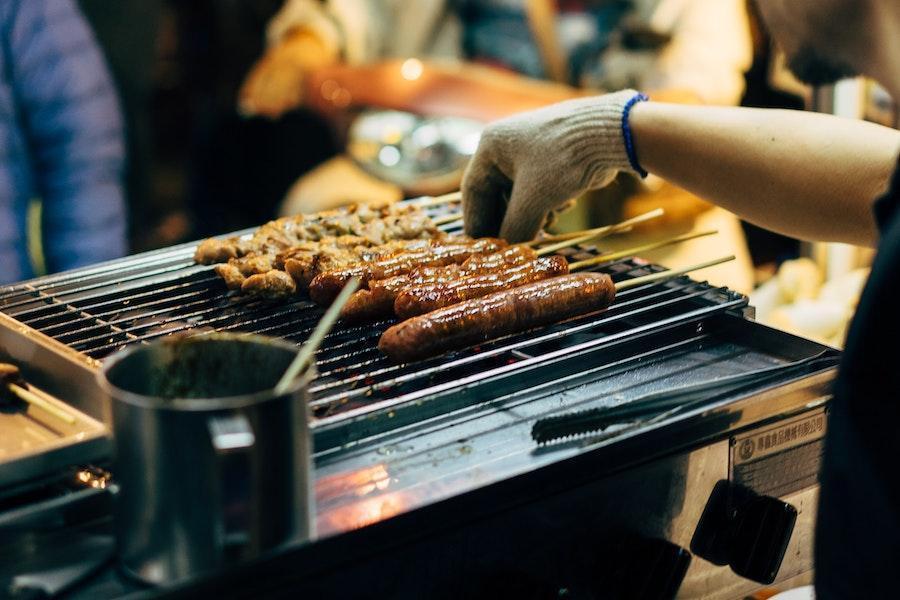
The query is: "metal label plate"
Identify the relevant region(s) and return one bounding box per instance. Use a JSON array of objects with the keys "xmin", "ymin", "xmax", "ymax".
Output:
[
  {"xmin": 733, "ymin": 410, "xmax": 826, "ymax": 466},
  {"xmin": 731, "ymin": 409, "xmax": 827, "ymax": 498}
]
